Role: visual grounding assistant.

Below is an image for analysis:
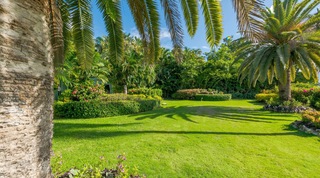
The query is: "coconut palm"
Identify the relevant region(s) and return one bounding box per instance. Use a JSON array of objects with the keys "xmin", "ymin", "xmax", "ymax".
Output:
[{"xmin": 236, "ymin": 0, "xmax": 320, "ymax": 101}]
